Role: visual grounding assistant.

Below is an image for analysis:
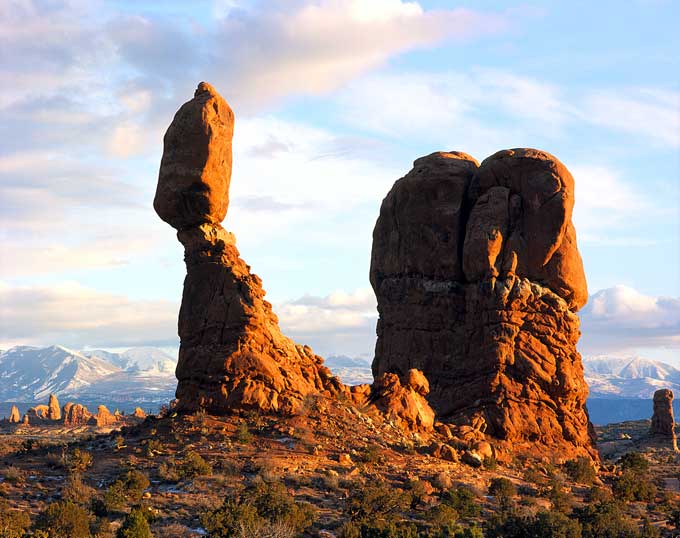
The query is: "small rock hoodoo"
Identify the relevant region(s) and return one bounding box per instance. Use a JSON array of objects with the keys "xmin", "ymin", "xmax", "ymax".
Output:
[
  {"xmin": 647, "ymin": 388, "xmax": 678, "ymax": 451},
  {"xmin": 370, "ymin": 150, "xmax": 596, "ymax": 457}
]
